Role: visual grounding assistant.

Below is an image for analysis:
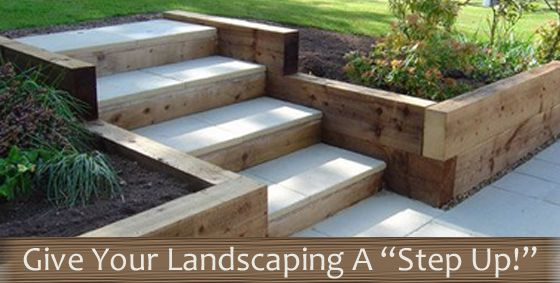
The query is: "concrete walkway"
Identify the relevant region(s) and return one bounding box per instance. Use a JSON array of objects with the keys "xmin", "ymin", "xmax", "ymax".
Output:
[{"xmin": 294, "ymin": 140, "xmax": 560, "ymax": 237}]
